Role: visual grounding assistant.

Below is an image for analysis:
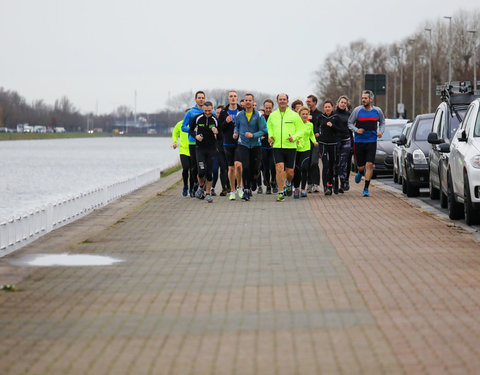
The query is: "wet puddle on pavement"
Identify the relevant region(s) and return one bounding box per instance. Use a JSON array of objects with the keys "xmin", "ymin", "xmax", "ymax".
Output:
[{"xmin": 10, "ymin": 253, "xmax": 123, "ymax": 267}]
